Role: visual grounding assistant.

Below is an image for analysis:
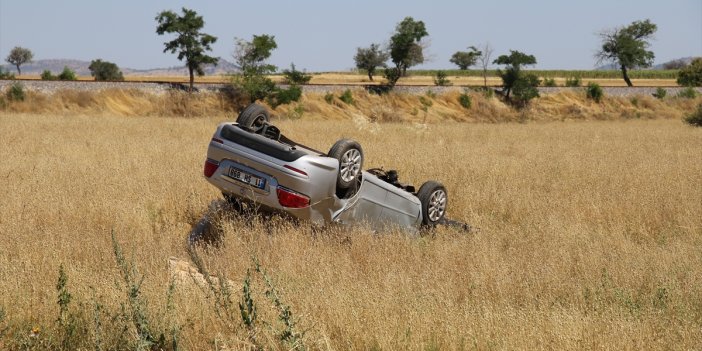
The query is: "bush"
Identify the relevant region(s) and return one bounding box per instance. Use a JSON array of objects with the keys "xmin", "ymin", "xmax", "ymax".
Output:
[
  {"xmin": 630, "ymin": 96, "xmax": 639, "ymax": 107},
  {"xmin": 6, "ymin": 82, "xmax": 25, "ymax": 101},
  {"xmin": 282, "ymin": 63, "xmax": 312, "ymax": 85},
  {"xmin": 677, "ymin": 58, "xmax": 702, "ymax": 87},
  {"xmin": 339, "ymin": 89, "xmax": 354, "ymax": 105},
  {"xmin": 684, "ymin": 103, "xmax": 702, "ymax": 127},
  {"xmin": 586, "ymin": 82, "xmax": 603, "ymax": 103},
  {"xmin": 677, "ymin": 87, "xmax": 699, "ymax": 99},
  {"xmin": 323, "ymin": 92, "xmax": 334, "ymax": 104},
  {"xmin": 458, "ymin": 93, "xmax": 472, "ymax": 109},
  {"xmin": 434, "ymin": 71, "xmax": 452, "ymax": 86},
  {"xmin": 267, "ymin": 85, "xmax": 302, "ymax": 108},
  {"xmin": 653, "ymin": 87, "xmax": 667, "ymax": 99},
  {"xmin": 565, "ymin": 76, "xmax": 582, "ymax": 87},
  {"xmin": 542, "ymin": 78, "xmax": 557, "ymax": 87},
  {"xmin": 234, "ymin": 74, "xmax": 276, "ymax": 103},
  {"xmin": 58, "ymin": 66, "xmax": 77, "ymax": 81},
  {"xmin": 41, "ymin": 70, "xmax": 57, "ymax": 80},
  {"xmin": 0, "ymin": 66, "xmax": 15, "ymax": 79}
]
